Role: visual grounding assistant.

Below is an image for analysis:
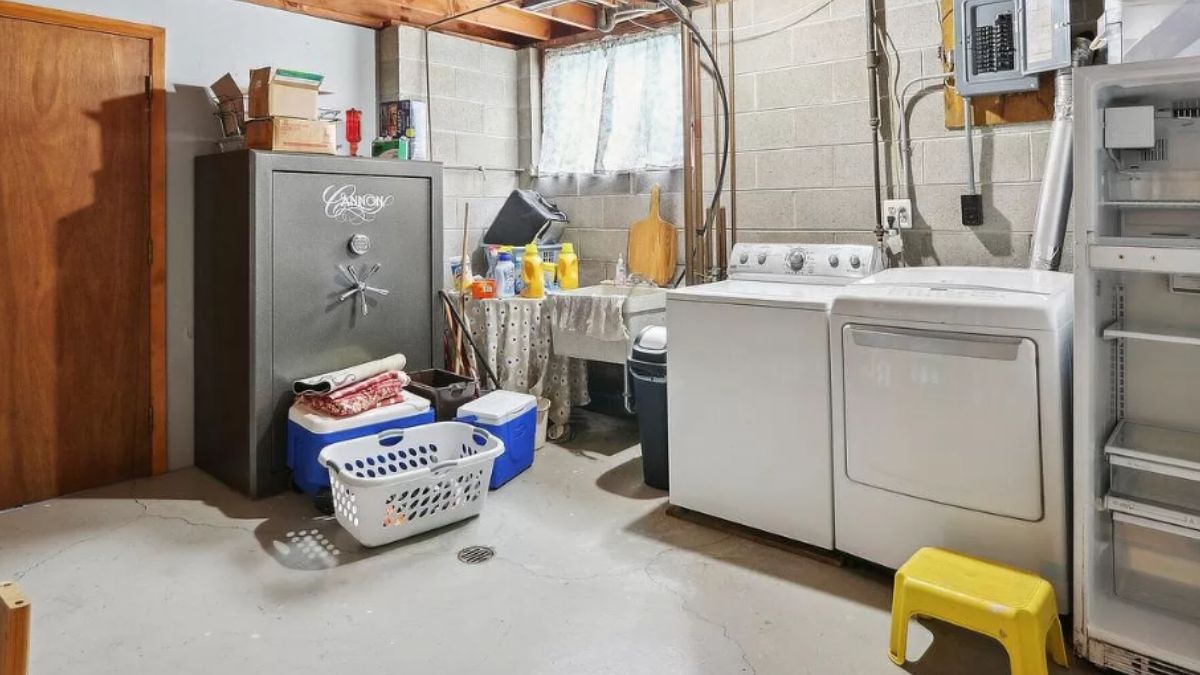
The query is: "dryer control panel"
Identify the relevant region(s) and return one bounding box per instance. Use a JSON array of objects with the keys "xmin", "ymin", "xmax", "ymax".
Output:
[{"xmin": 728, "ymin": 243, "xmax": 880, "ymax": 282}]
